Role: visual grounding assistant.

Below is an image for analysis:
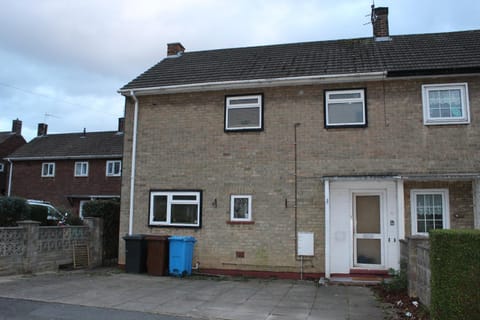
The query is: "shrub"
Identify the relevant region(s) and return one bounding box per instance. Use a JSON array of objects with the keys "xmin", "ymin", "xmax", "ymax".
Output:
[
  {"xmin": 82, "ymin": 199, "xmax": 120, "ymax": 265},
  {"xmin": 430, "ymin": 229, "xmax": 480, "ymax": 320},
  {"xmin": 0, "ymin": 197, "xmax": 30, "ymax": 226}
]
